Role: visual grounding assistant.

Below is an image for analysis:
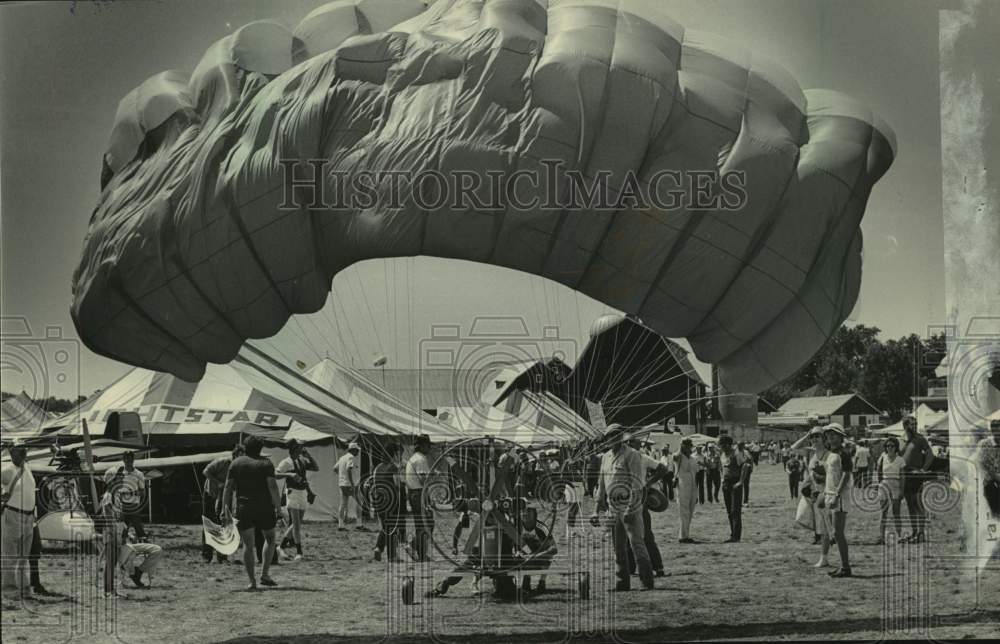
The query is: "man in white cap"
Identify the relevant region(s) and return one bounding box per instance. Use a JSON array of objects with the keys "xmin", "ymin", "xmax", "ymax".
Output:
[
  {"xmin": 589, "ymin": 425, "xmax": 660, "ymax": 591},
  {"xmin": 1, "ymin": 441, "xmax": 36, "ymax": 598},
  {"xmin": 335, "ymin": 442, "xmax": 360, "ymax": 530}
]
